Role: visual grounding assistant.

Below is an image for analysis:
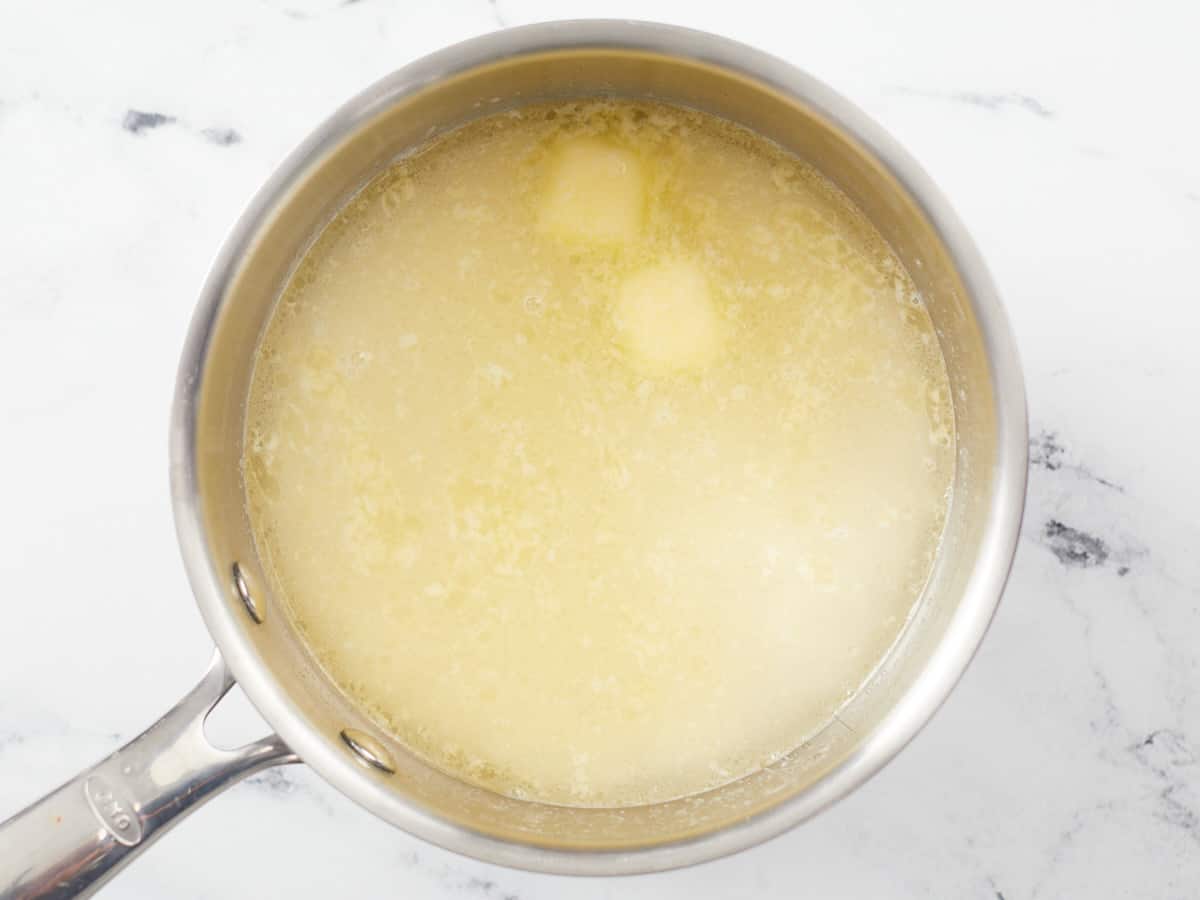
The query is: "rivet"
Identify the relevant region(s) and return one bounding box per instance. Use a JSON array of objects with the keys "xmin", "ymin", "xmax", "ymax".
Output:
[
  {"xmin": 232, "ymin": 562, "xmax": 263, "ymax": 624},
  {"xmin": 340, "ymin": 728, "xmax": 396, "ymax": 775}
]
